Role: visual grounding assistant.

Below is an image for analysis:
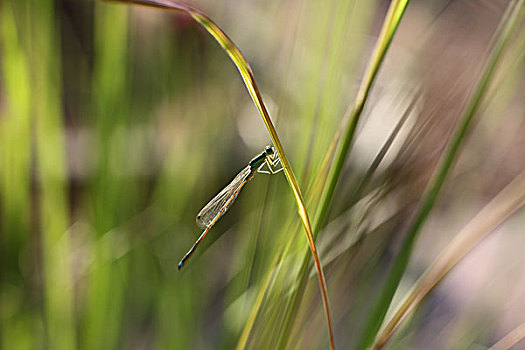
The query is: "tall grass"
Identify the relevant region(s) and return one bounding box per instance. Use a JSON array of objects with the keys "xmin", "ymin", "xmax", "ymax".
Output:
[
  {"xmin": 360, "ymin": 1, "xmax": 524, "ymax": 348},
  {"xmin": 0, "ymin": 2, "xmax": 33, "ymax": 348},
  {"xmin": 1, "ymin": 0, "xmax": 525, "ymax": 349},
  {"xmin": 34, "ymin": 4, "xmax": 76, "ymax": 347},
  {"xmin": 83, "ymin": 4, "xmax": 130, "ymax": 349}
]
